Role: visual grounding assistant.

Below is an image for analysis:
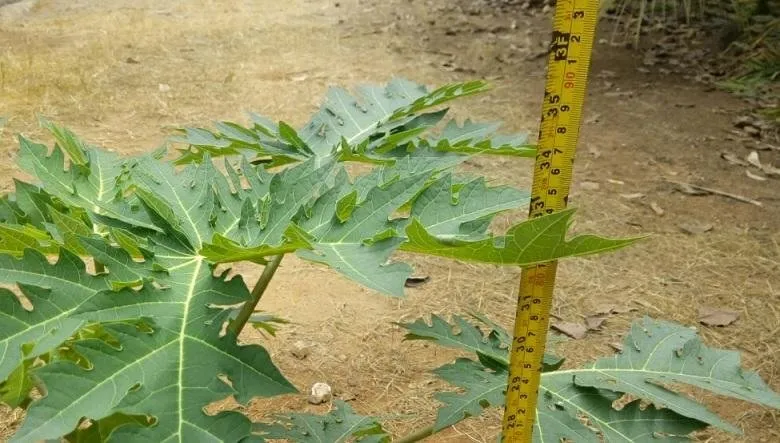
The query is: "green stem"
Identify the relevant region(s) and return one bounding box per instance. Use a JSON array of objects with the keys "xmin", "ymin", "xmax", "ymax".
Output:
[
  {"xmin": 395, "ymin": 425, "xmax": 434, "ymax": 443},
  {"xmin": 227, "ymin": 255, "xmax": 284, "ymax": 336},
  {"xmin": 94, "ymin": 260, "xmax": 106, "ymax": 274}
]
